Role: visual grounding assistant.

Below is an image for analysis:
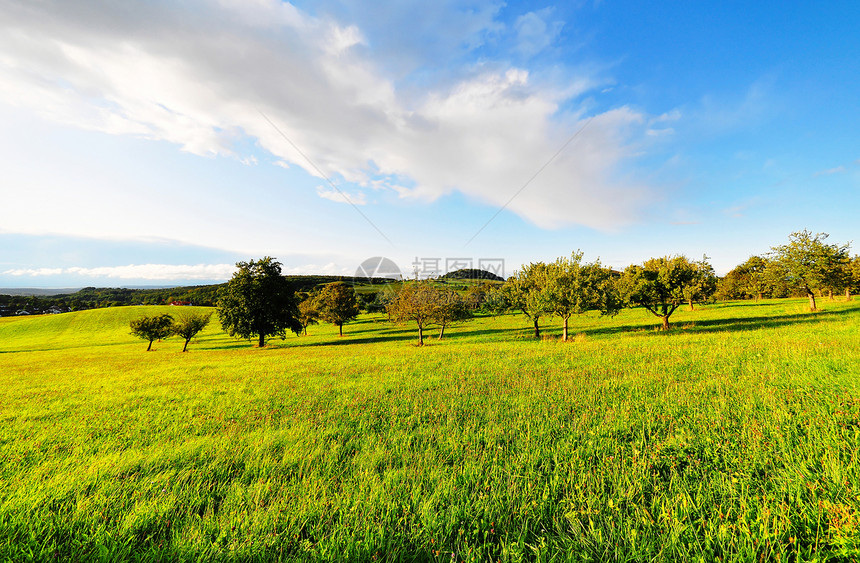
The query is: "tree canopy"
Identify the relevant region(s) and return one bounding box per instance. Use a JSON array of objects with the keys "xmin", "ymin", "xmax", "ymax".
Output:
[
  {"xmin": 172, "ymin": 311, "xmax": 212, "ymax": 352},
  {"xmin": 769, "ymin": 230, "xmax": 850, "ymax": 311},
  {"xmin": 315, "ymin": 282, "xmax": 360, "ymax": 336},
  {"xmin": 432, "ymin": 287, "xmax": 472, "ymax": 340},
  {"xmin": 682, "ymin": 256, "xmax": 718, "ymax": 311},
  {"xmin": 296, "ymin": 293, "xmax": 320, "ymax": 335},
  {"xmin": 129, "ymin": 313, "xmax": 175, "ymax": 351},
  {"xmin": 386, "ymin": 282, "xmax": 458, "ymax": 346},
  {"xmin": 620, "ymin": 256, "xmax": 697, "ymax": 330},
  {"xmin": 504, "ymin": 262, "xmax": 552, "ymax": 337},
  {"xmin": 544, "ymin": 252, "xmax": 621, "ymax": 341},
  {"xmin": 217, "ymin": 257, "xmax": 301, "ymax": 347}
]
